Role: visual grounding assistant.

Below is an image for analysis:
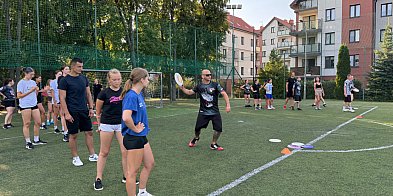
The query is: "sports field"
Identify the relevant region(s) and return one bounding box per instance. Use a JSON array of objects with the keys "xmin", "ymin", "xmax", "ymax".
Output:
[{"xmin": 1, "ymin": 99, "xmax": 393, "ymax": 195}]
